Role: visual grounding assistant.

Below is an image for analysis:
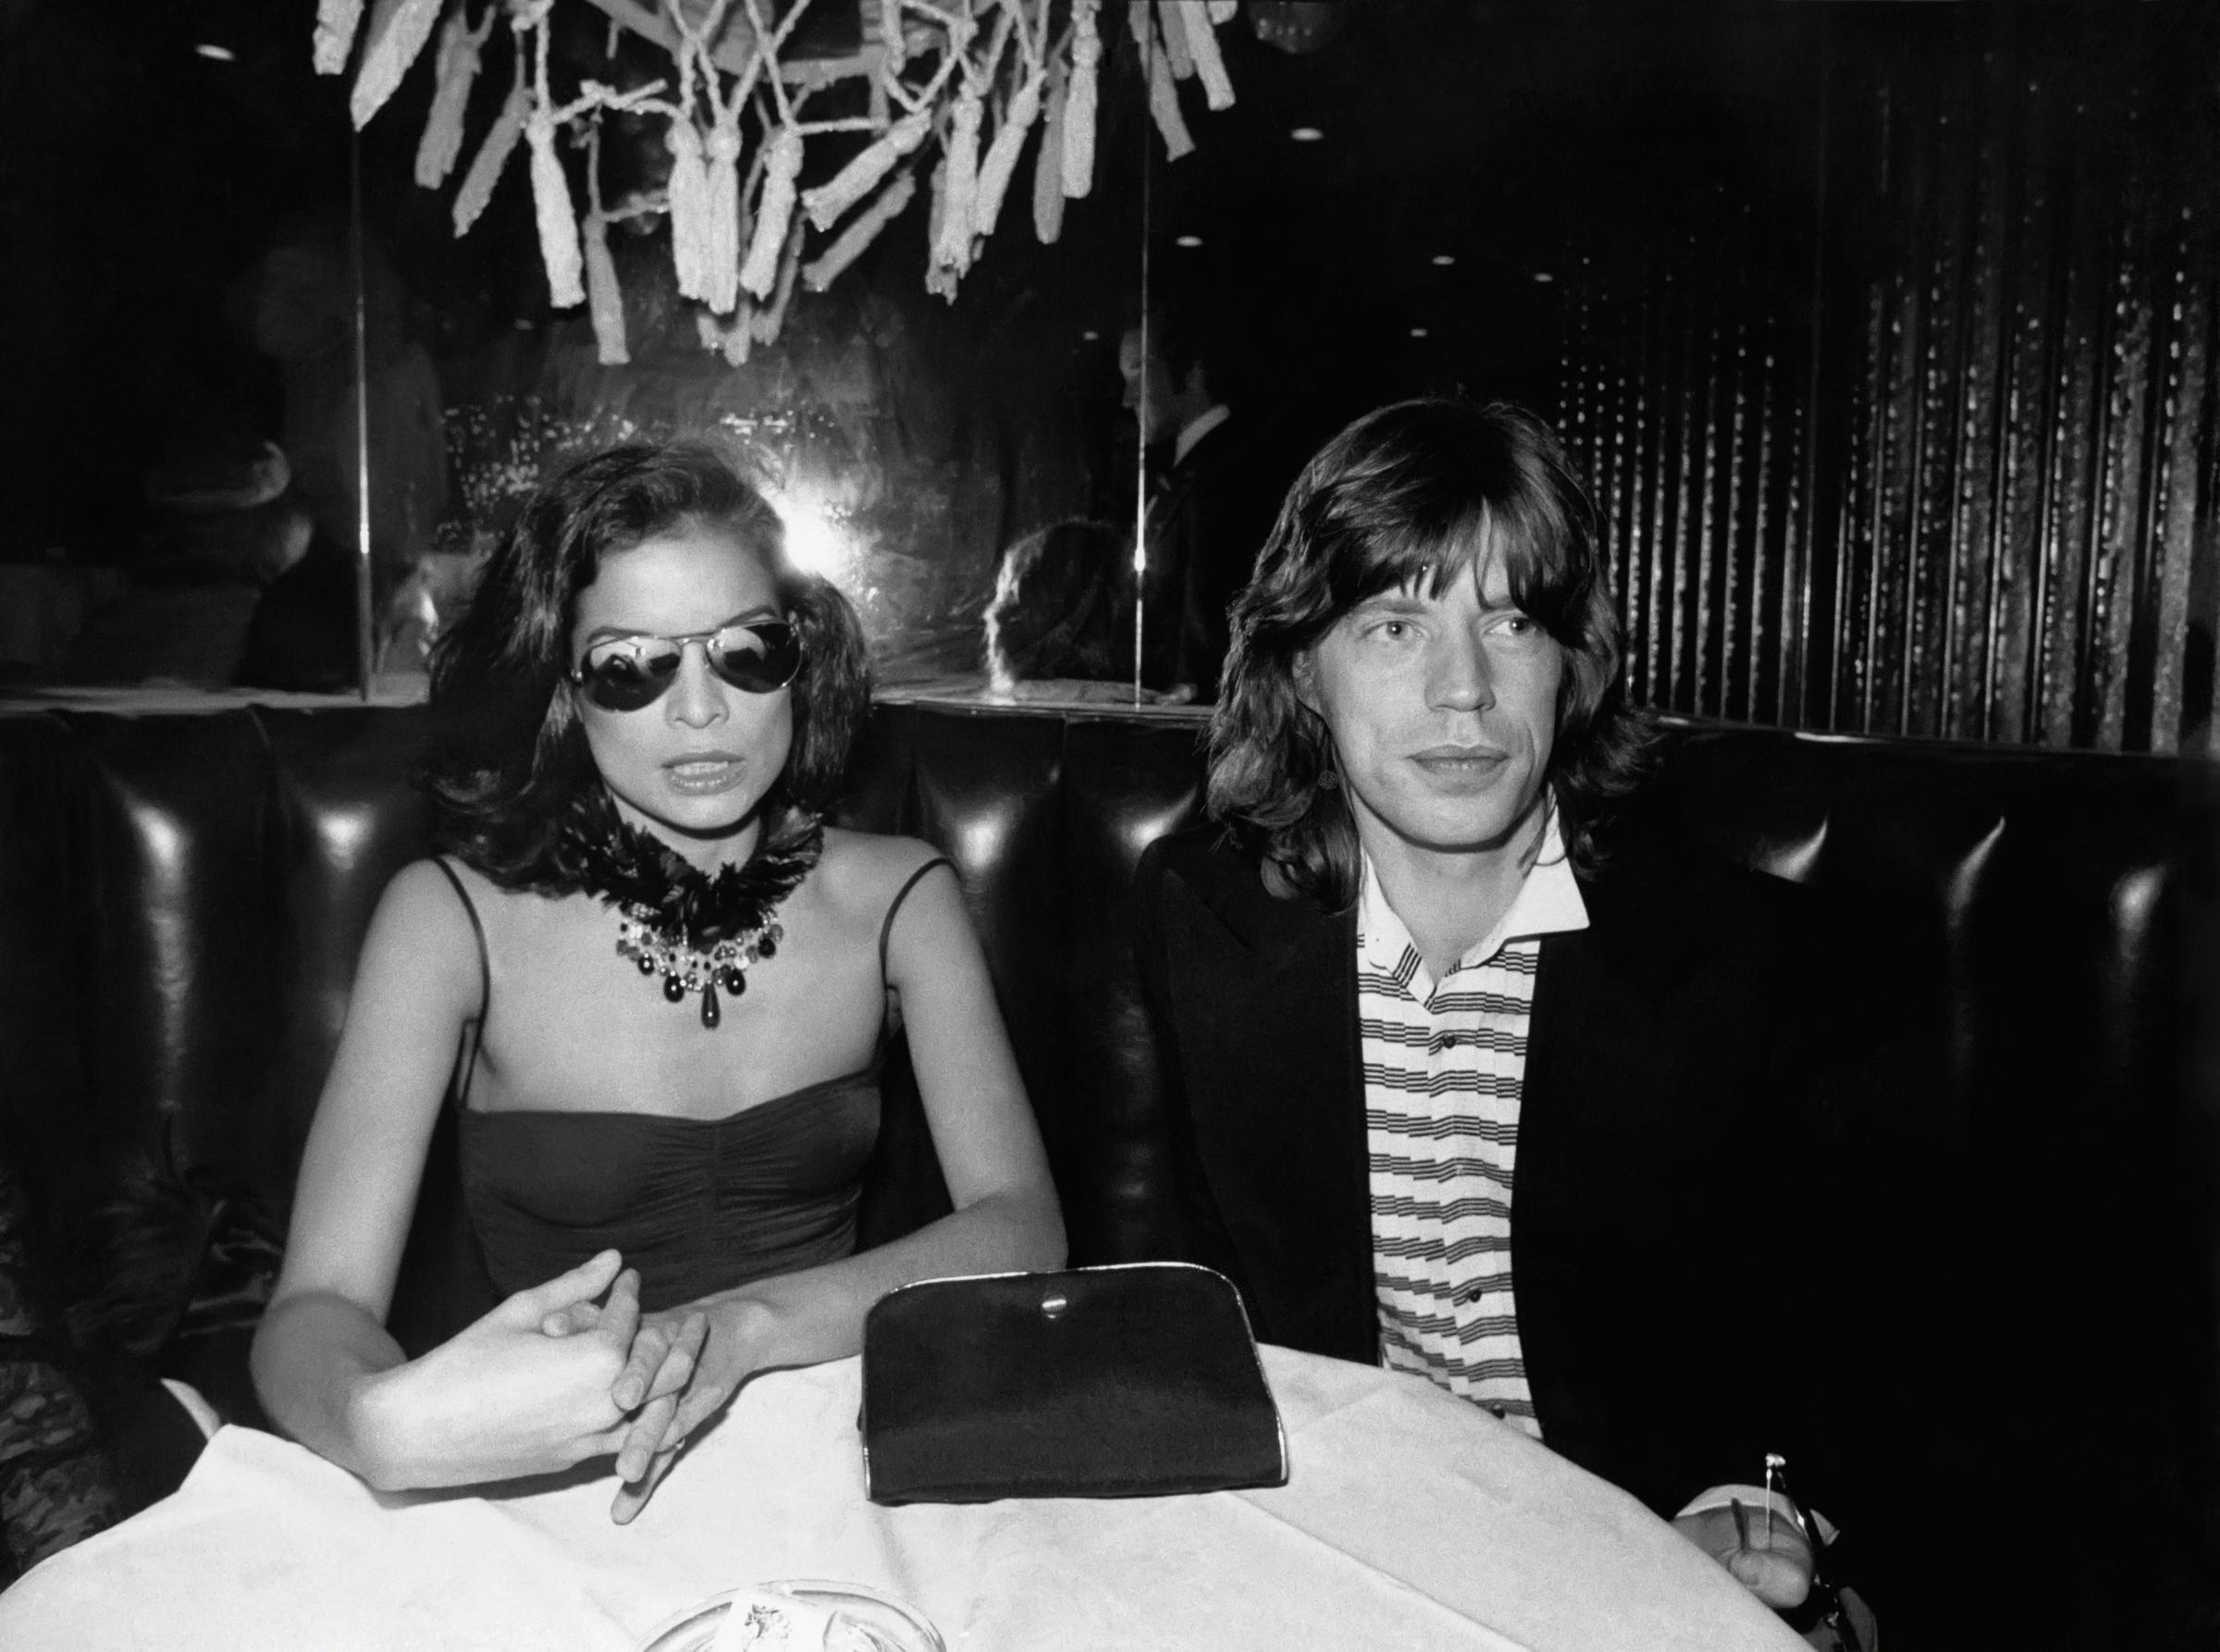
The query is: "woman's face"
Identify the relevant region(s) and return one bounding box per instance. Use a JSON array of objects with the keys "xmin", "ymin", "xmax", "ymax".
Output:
[{"xmin": 568, "ymin": 520, "xmax": 795, "ymax": 867}]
